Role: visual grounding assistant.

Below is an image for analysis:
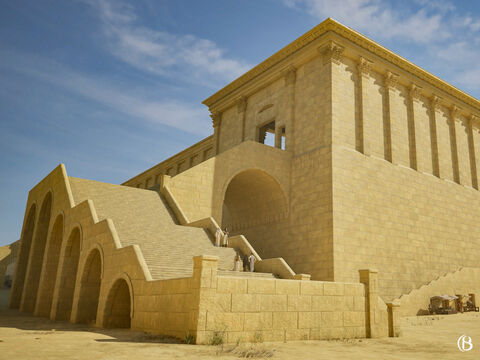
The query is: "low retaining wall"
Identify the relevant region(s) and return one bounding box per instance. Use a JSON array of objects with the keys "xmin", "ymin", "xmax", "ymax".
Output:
[{"xmin": 132, "ymin": 256, "xmax": 389, "ymax": 343}]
